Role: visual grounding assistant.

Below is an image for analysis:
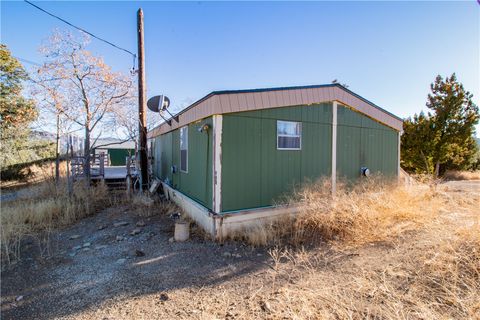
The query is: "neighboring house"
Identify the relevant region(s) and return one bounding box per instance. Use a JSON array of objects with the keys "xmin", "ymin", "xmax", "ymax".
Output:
[
  {"xmin": 92, "ymin": 139, "xmax": 135, "ymax": 166},
  {"xmin": 148, "ymin": 84, "xmax": 403, "ymax": 238}
]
